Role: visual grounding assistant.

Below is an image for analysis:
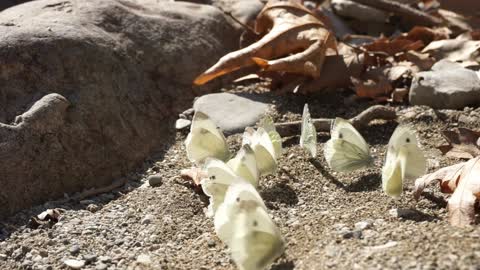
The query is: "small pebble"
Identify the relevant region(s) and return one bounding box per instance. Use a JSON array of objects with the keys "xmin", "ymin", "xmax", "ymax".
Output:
[
  {"xmin": 69, "ymin": 245, "xmax": 80, "ymax": 255},
  {"xmin": 175, "ymin": 119, "xmax": 191, "ymax": 130},
  {"xmin": 86, "ymin": 204, "xmax": 100, "ymax": 213},
  {"xmin": 95, "ymin": 263, "xmax": 108, "ymax": 270},
  {"xmin": 83, "ymin": 254, "xmax": 97, "ymax": 263},
  {"xmin": 64, "ymin": 259, "xmax": 85, "ymax": 269},
  {"xmin": 141, "ymin": 214, "xmax": 155, "ymax": 225},
  {"xmin": 148, "ymin": 174, "xmax": 163, "ymax": 187},
  {"xmin": 354, "ymin": 221, "xmax": 372, "ymax": 231},
  {"xmin": 136, "ymin": 254, "xmax": 151, "ymax": 265}
]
